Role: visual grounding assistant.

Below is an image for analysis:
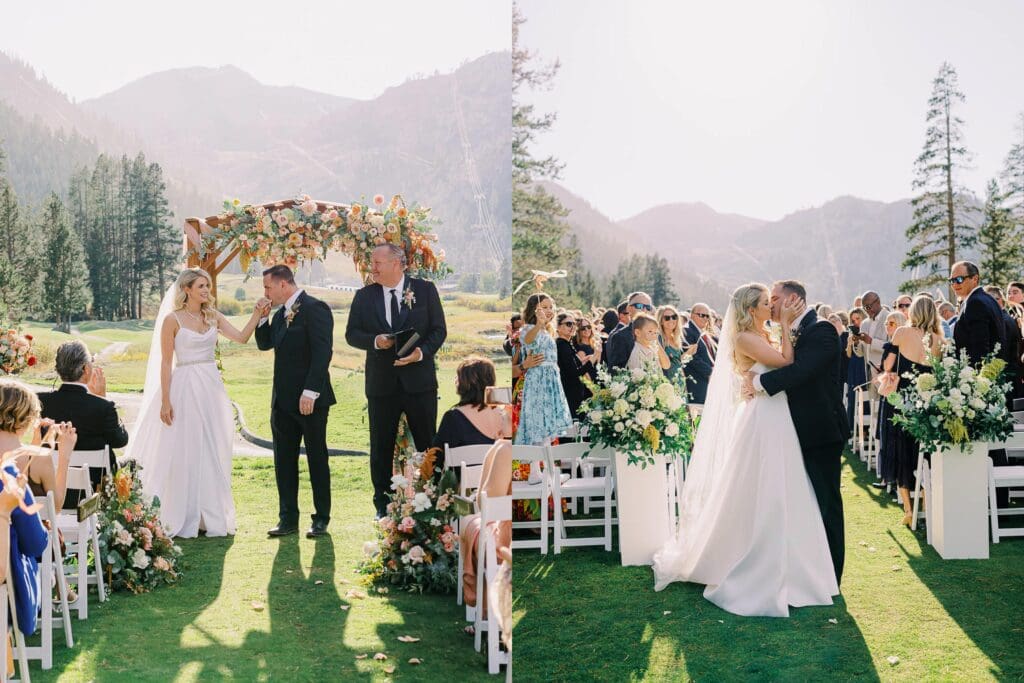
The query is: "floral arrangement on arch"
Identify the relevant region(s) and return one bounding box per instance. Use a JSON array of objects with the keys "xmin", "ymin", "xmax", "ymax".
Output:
[
  {"xmin": 888, "ymin": 346, "xmax": 1013, "ymax": 455},
  {"xmin": 0, "ymin": 326, "xmax": 36, "ymax": 375},
  {"xmin": 358, "ymin": 449, "xmax": 460, "ymax": 593},
  {"xmin": 97, "ymin": 465, "xmax": 182, "ymax": 593},
  {"xmin": 192, "ymin": 193, "xmax": 451, "ymax": 283},
  {"xmin": 580, "ymin": 362, "xmax": 694, "ymax": 468}
]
